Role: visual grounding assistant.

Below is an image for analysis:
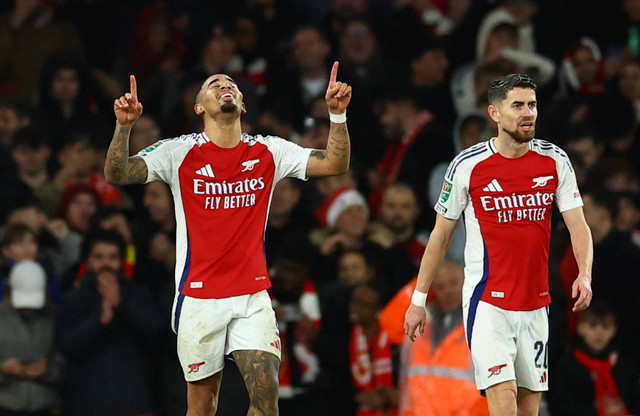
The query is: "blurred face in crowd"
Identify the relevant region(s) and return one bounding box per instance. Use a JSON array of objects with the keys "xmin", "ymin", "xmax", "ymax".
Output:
[
  {"xmin": 66, "ymin": 192, "xmax": 98, "ymax": 233},
  {"xmin": 411, "ymin": 48, "xmax": 449, "ymax": 85},
  {"xmin": 234, "ymin": 16, "xmax": 259, "ymax": 55},
  {"xmin": 11, "ymin": 144, "xmax": 51, "ymax": 176},
  {"xmin": 431, "ymin": 263, "xmax": 464, "ymax": 314},
  {"xmin": 618, "ymin": 61, "xmax": 640, "ymax": 101},
  {"xmin": 203, "ymin": 35, "xmax": 236, "ymax": 70},
  {"xmin": 616, "ymin": 196, "xmax": 640, "ymax": 232},
  {"xmin": 130, "ymin": 115, "xmax": 161, "ymax": 154},
  {"xmin": 338, "ymin": 251, "xmax": 373, "ymax": 286},
  {"xmin": 380, "ymin": 186, "xmax": 419, "ymax": 236},
  {"xmin": 572, "ymin": 46, "xmax": 599, "ymax": 86},
  {"xmin": 292, "ymin": 27, "xmax": 330, "ymax": 72},
  {"xmin": 335, "ymin": 205, "xmax": 368, "ymax": 238},
  {"xmin": 379, "ymin": 100, "xmax": 408, "ymax": 141},
  {"xmin": 100, "ymin": 213, "xmax": 133, "ymax": 244},
  {"xmin": 340, "ymin": 21, "xmax": 376, "ymax": 64},
  {"xmin": 86, "ymin": 242, "xmax": 122, "ymax": 275},
  {"xmin": 59, "ymin": 141, "xmax": 97, "ymax": 176},
  {"xmin": 143, "ymin": 181, "xmax": 174, "ymax": 224},
  {"xmin": 349, "ymin": 284, "xmax": 380, "ymax": 327},
  {"xmin": 577, "ymin": 314, "xmax": 617, "ymax": 354},
  {"xmin": 2, "ymin": 233, "xmax": 38, "ymax": 262},
  {"xmin": 624, "ymin": 0, "xmax": 640, "ymax": 21},
  {"xmin": 460, "ymin": 118, "xmax": 489, "ymax": 149},
  {"xmin": 564, "ymin": 136, "xmax": 602, "ymax": 171},
  {"xmin": 269, "ymin": 178, "xmax": 300, "ymax": 218},
  {"xmin": 52, "ymin": 68, "xmax": 80, "ymax": 105}
]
